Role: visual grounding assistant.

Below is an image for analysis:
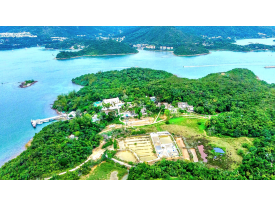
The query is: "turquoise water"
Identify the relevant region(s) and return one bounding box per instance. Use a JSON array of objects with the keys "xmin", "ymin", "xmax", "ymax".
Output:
[
  {"xmin": 1, "ymin": 41, "xmax": 275, "ymax": 166},
  {"xmin": 94, "ymin": 101, "xmax": 102, "ymax": 107}
]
